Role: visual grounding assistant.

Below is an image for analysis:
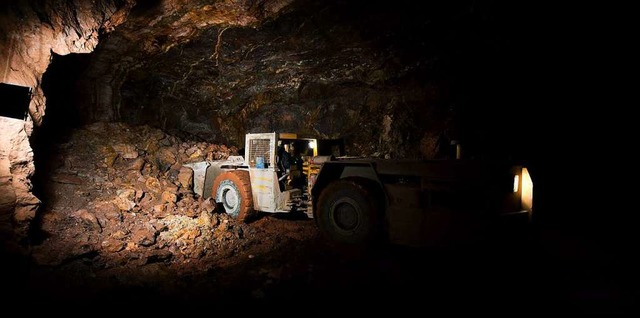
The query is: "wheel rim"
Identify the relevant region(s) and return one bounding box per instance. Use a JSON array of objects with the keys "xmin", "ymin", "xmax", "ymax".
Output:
[
  {"xmin": 220, "ymin": 184, "xmax": 239, "ymax": 213},
  {"xmin": 330, "ymin": 198, "xmax": 360, "ymax": 232}
]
